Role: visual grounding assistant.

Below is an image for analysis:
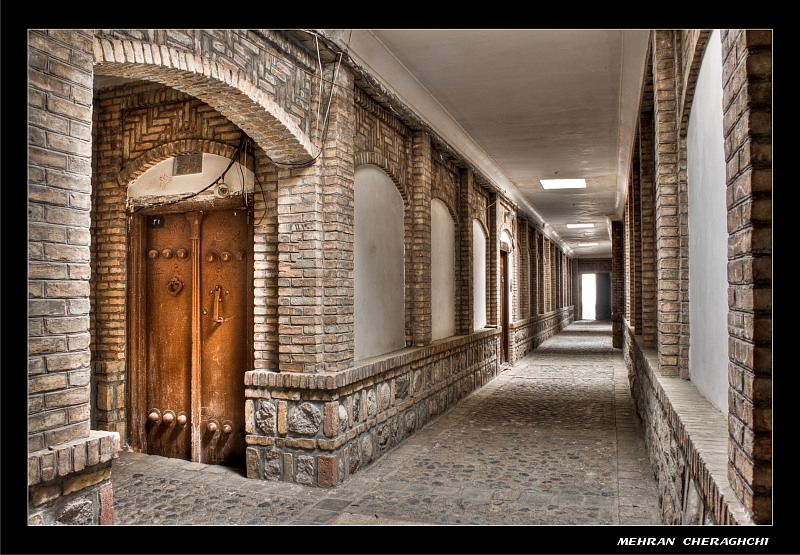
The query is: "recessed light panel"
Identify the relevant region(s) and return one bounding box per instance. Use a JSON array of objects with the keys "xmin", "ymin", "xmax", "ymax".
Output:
[
  {"xmin": 578, "ymin": 242, "xmax": 598, "ymax": 247},
  {"xmin": 566, "ymin": 223, "xmax": 594, "ymax": 229},
  {"xmin": 540, "ymin": 179, "xmax": 587, "ymax": 189}
]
